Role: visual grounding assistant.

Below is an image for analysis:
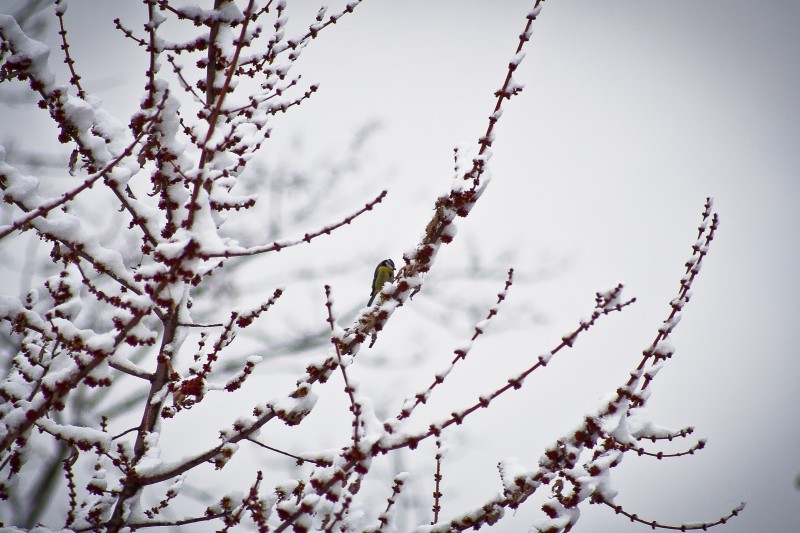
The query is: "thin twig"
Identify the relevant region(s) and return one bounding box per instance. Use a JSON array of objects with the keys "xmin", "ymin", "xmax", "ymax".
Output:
[
  {"xmin": 432, "ymin": 437, "xmax": 444, "ymax": 524},
  {"xmin": 245, "ymin": 437, "xmax": 328, "ymax": 467},
  {"xmin": 200, "ymin": 190, "xmax": 387, "ymax": 258},
  {"xmin": 602, "ymin": 500, "xmax": 746, "ymax": 531}
]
